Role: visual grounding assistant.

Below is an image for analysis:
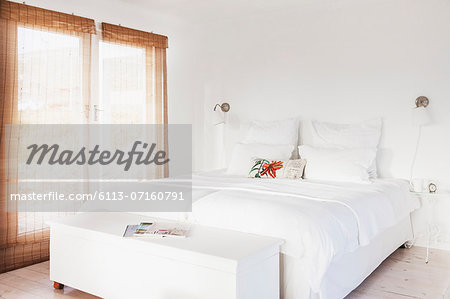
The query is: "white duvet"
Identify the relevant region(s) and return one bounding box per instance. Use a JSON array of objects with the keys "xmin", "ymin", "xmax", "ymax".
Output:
[
  {"xmin": 124, "ymin": 170, "xmax": 418, "ymax": 292},
  {"xmin": 156, "ymin": 170, "xmax": 418, "ymax": 292}
]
